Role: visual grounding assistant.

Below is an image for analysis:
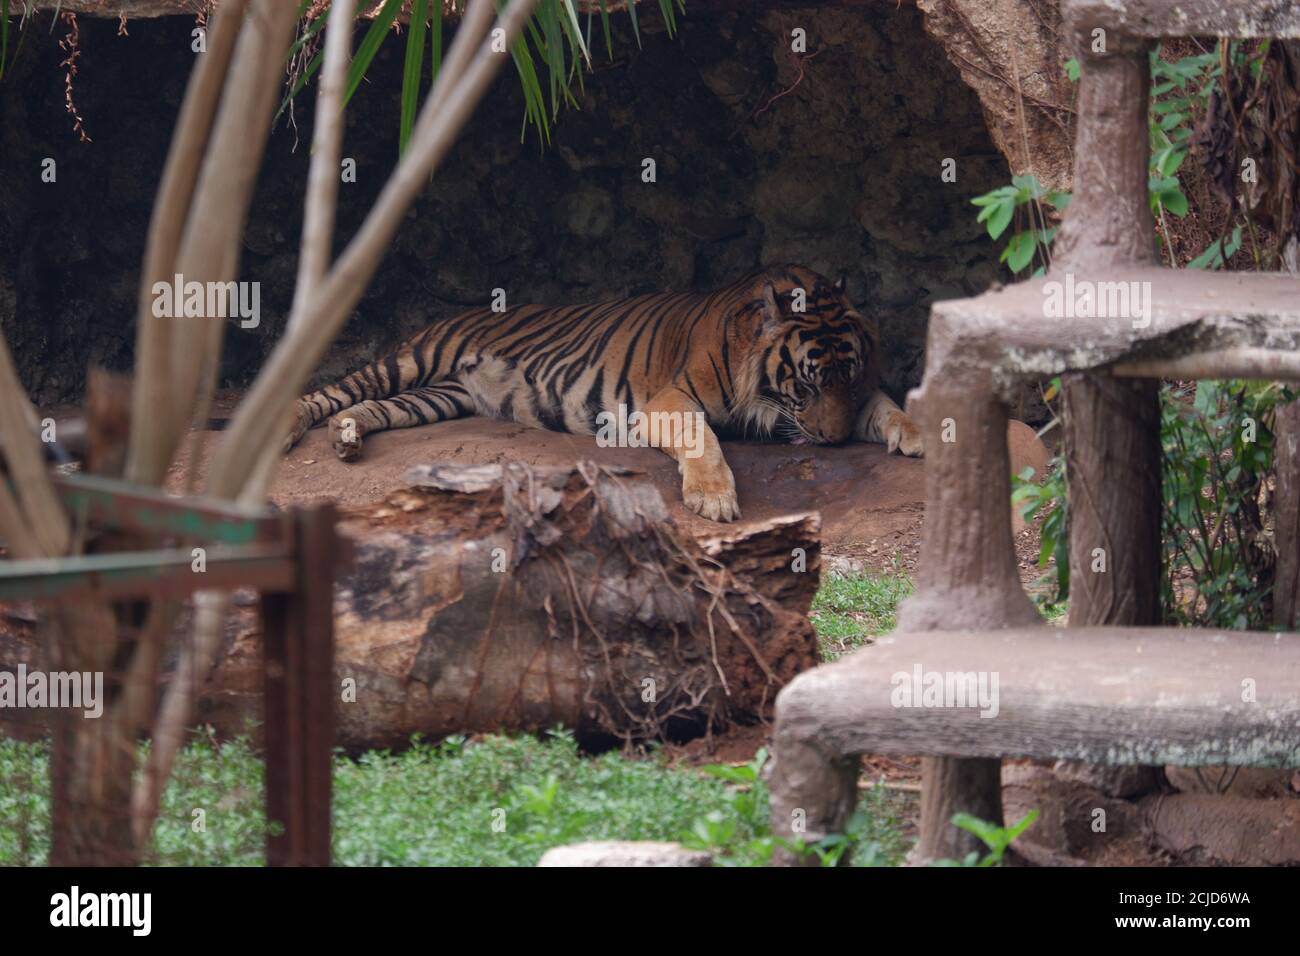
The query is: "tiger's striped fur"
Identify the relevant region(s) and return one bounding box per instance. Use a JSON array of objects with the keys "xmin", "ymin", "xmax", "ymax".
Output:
[{"xmin": 285, "ymin": 264, "xmax": 922, "ymax": 521}]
